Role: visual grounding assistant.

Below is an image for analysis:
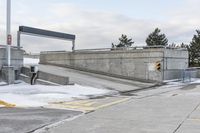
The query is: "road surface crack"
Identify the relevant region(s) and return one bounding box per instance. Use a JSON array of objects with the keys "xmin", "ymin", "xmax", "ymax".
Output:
[{"xmin": 172, "ymin": 101, "xmax": 200, "ymax": 133}]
